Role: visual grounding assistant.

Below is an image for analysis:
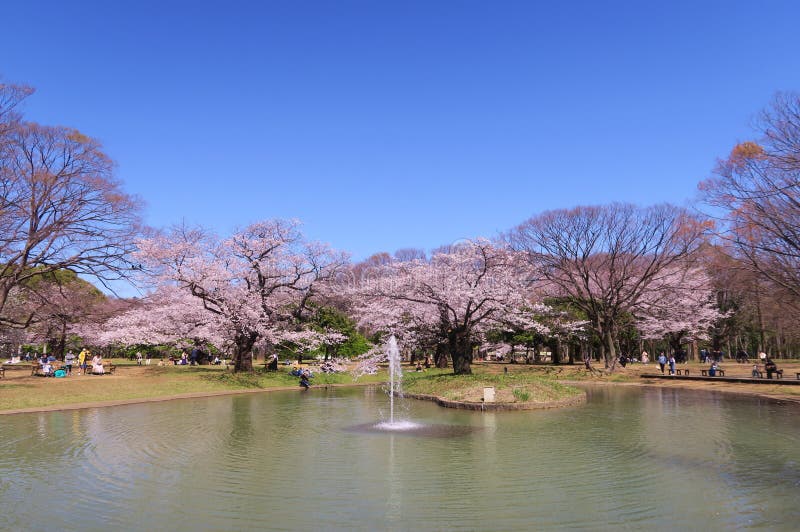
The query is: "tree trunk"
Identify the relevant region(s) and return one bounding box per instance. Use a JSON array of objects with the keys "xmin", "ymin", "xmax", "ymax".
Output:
[
  {"xmin": 434, "ymin": 343, "xmax": 449, "ymax": 368},
  {"xmin": 605, "ymin": 329, "xmax": 618, "ymax": 368},
  {"xmin": 553, "ymin": 337, "xmax": 562, "ymax": 365},
  {"xmin": 233, "ymin": 331, "xmax": 258, "ymax": 372},
  {"xmin": 449, "ymin": 328, "xmax": 473, "ymax": 375}
]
